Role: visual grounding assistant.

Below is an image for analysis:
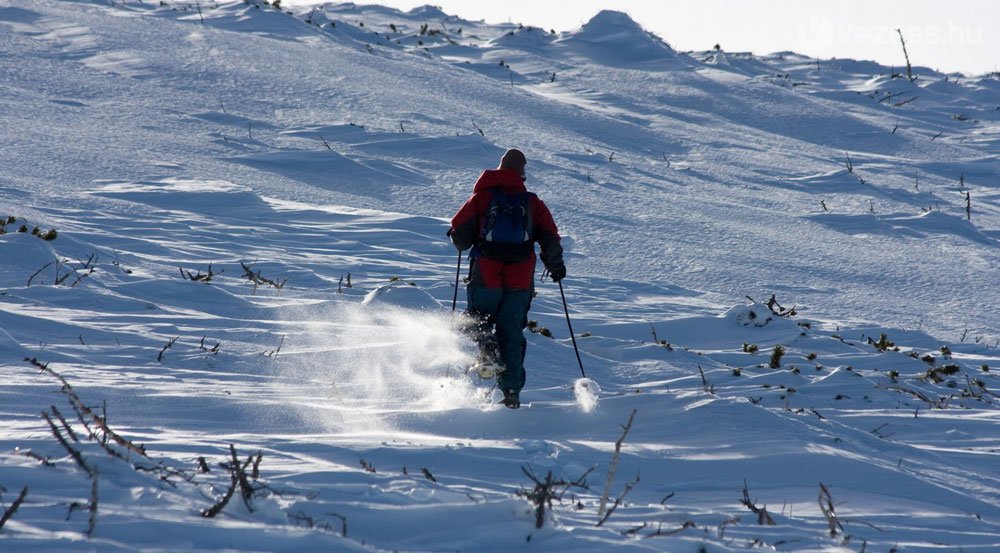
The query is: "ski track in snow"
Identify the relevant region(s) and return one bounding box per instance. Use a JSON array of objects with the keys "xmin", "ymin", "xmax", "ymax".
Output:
[{"xmin": 1, "ymin": 1, "xmax": 999, "ymax": 552}]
